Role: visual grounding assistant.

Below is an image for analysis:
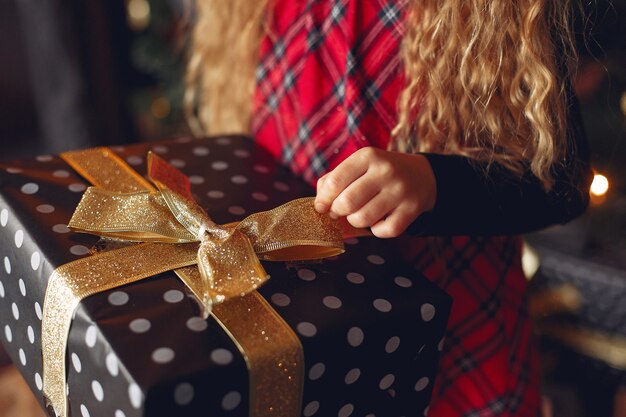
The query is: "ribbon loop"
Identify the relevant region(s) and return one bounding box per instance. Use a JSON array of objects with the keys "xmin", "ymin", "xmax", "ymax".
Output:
[{"xmin": 45, "ymin": 146, "xmax": 354, "ymax": 417}]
